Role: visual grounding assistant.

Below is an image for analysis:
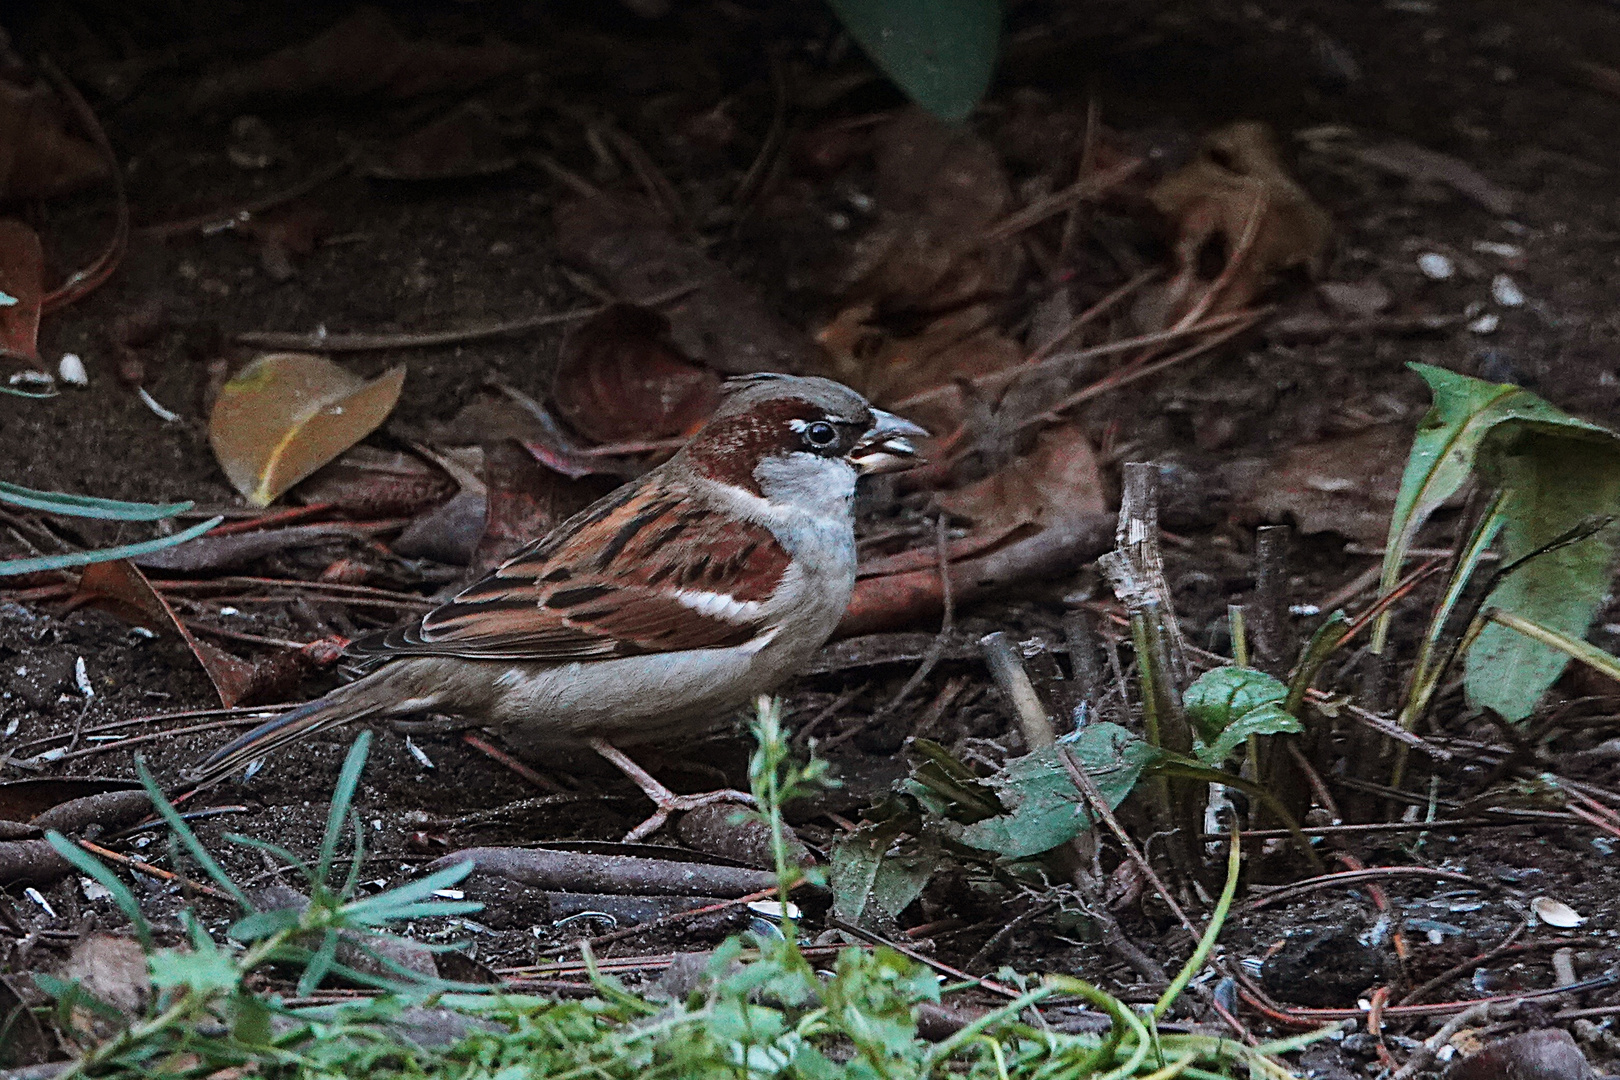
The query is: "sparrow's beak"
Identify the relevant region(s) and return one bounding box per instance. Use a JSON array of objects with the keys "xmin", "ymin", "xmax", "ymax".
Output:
[{"xmin": 850, "ymin": 409, "xmax": 929, "ymax": 475}]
